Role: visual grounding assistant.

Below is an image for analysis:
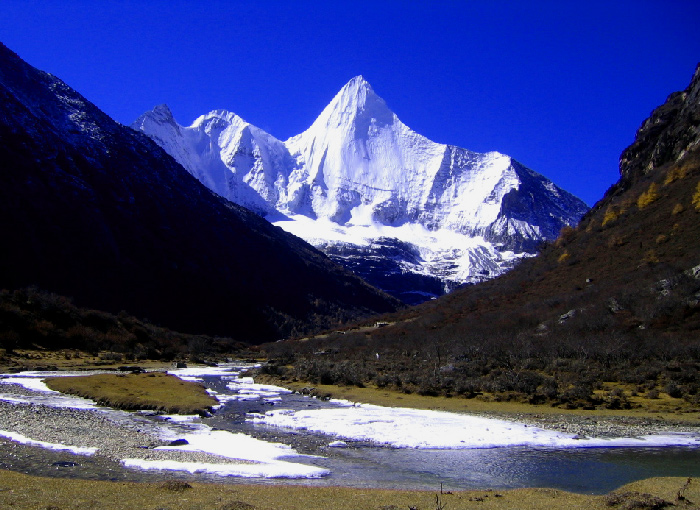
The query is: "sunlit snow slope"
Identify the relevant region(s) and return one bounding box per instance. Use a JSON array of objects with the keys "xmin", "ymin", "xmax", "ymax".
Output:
[{"xmin": 134, "ymin": 77, "xmax": 588, "ymax": 303}]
